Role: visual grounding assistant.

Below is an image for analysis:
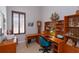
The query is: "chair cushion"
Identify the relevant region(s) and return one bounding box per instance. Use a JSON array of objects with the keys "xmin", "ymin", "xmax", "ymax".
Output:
[{"xmin": 39, "ymin": 36, "xmax": 51, "ymax": 47}]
